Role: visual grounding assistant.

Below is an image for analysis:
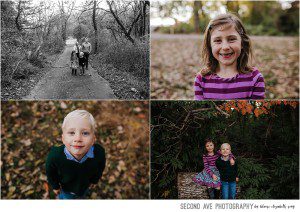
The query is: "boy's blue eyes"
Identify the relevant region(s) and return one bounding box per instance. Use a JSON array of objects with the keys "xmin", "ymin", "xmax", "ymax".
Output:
[
  {"xmin": 82, "ymin": 132, "xmax": 90, "ymax": 136},
  {"xmin": 67, "ymin": 131, "xmax": 90, "ymax": 136}
]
